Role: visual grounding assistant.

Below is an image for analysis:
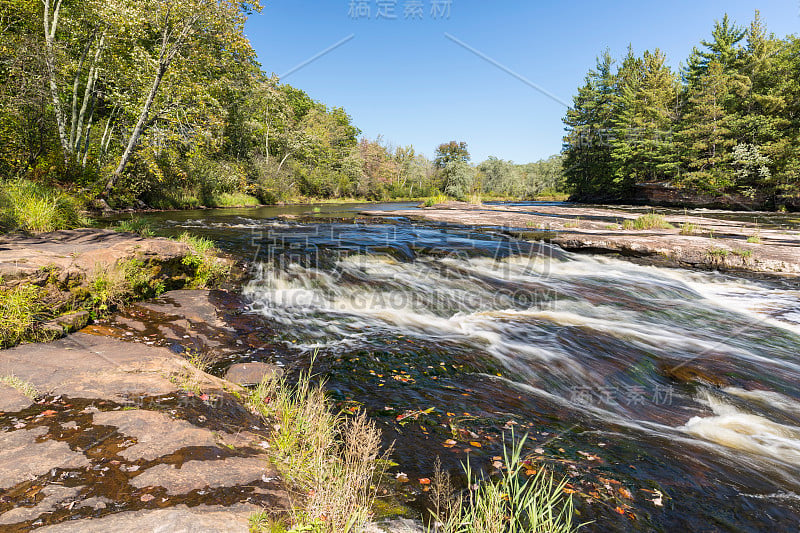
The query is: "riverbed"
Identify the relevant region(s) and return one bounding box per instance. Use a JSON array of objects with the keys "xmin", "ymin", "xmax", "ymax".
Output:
[{"xmin": 106, "ymin": 202, "xmax": 800, "ymax": 532}]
